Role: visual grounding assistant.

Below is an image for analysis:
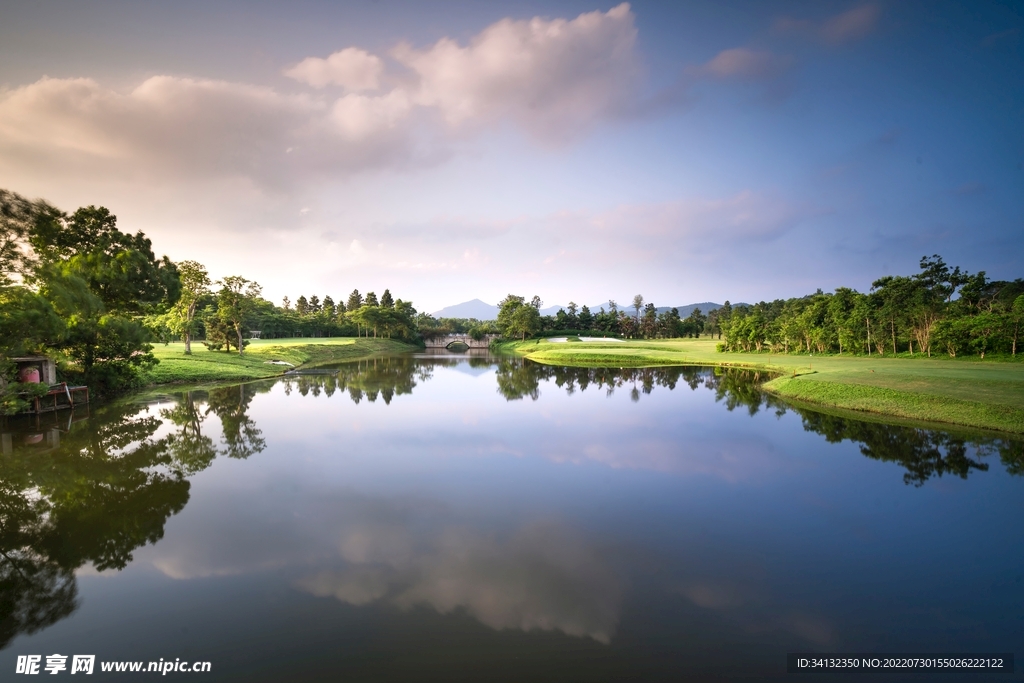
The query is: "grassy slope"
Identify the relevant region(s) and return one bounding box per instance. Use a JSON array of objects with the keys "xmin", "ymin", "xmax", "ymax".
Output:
[
  {"xmin": 503, "ymin": 338, "xmax": 1024, "ymax": 434},
  {"xmin": 144, "ymin": 338, "xmax": 416, "ymax": 385}
]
